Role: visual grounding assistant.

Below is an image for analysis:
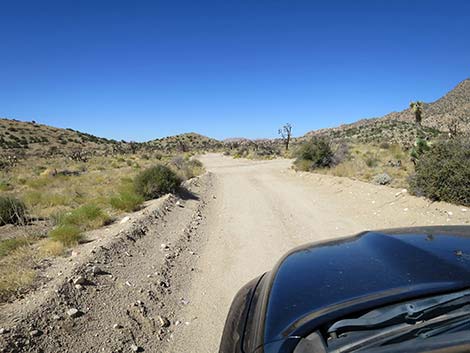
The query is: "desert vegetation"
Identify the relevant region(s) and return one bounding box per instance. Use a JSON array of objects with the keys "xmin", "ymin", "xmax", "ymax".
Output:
[
  {"xmin": 0, "ymin": 148, "xmax": 204, "ymax": 302},
  {"xmin": 294, "ymin": 96, "xmax": 470, "ymax": 202},
  {"xmin": 410, "ymin": 139, "xmax": 470, "ymax": 206}
]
